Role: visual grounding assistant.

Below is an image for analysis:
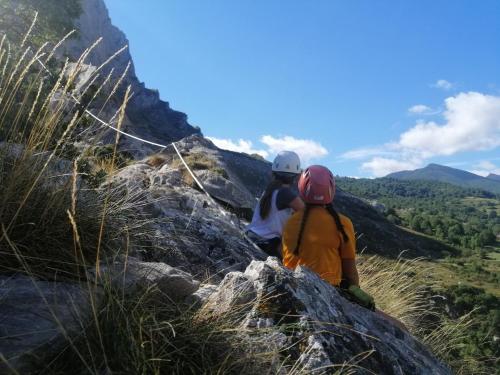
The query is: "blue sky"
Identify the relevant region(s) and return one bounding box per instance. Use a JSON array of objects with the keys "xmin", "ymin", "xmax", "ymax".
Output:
[{"xmin": 104, "ymin": 0, "xmax": 500, "ymax": 177}]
